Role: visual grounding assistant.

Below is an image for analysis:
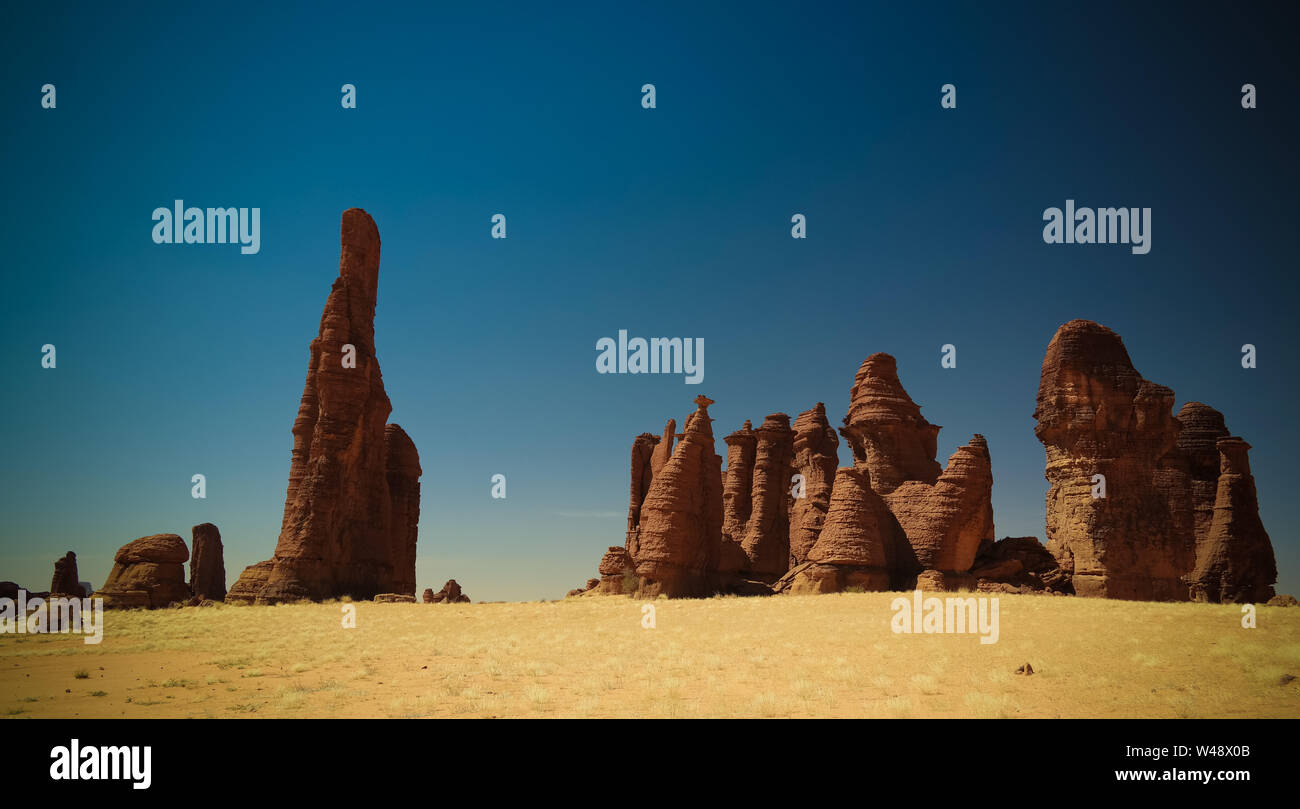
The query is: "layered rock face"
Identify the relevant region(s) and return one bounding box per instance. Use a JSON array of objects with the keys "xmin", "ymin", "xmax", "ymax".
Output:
[
  {"xmin": 1189, "ymin": 438, "xmax": 1277, "ymax": 603},
  {"xmin": 720, "ymin": 421, "xmax": 756, "ymax": 569},
  {"xmin": 884, "ymin": 435, "xmax": 993, "ymax": 577},
  {"xmin": 595, "ymin": 546, "xmax": 635, "ymax": 594},
  {"xmin": 626, "ymin": 432, "xmax": 660, "ymax": 546},
  {"xmin": 225, "ymin": 560, "xmax": 274, "ymax": 605},
  {"xmin": 1033, "ymin": 319, "xmax": 1282, "ymax": 601},
  {"xmin": 840, "ymin": 353, "xmax": 941, "ymax": 494},
  {"xmin": 633, "ymin": 396, "xmax": 724, "ymax": 597},
  {"xmin": 778, "ymin": 467, "xmax": 900, "ymax": 593},
  {"xmin": 189, "ymin": 523, "xmax": 226, "ymax": 602},
  {"xmin": 1034, "ymin": 320, "xmax": 1194, "ymax": 600},
  {"xmin": 227, "ymin": 210, "xmax": 421, "ymax": 604},
  {"xmin": 94, "ymin": 534, "xmax": 191, "ymax": 609},
  {"xmin": 50, "ymin": 552, "xmax": 82, "ymax": 597},
  {"xmin": 1175, "ymin": 403, "xmax": 1230, "ymax": 559},
  {"xmin": 788, "ymin": 404, "xmax": 838, "ymax": 566},
  {"xmin": 738, "ymin": 415, "xmax": 795, "ymax": 580}
]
